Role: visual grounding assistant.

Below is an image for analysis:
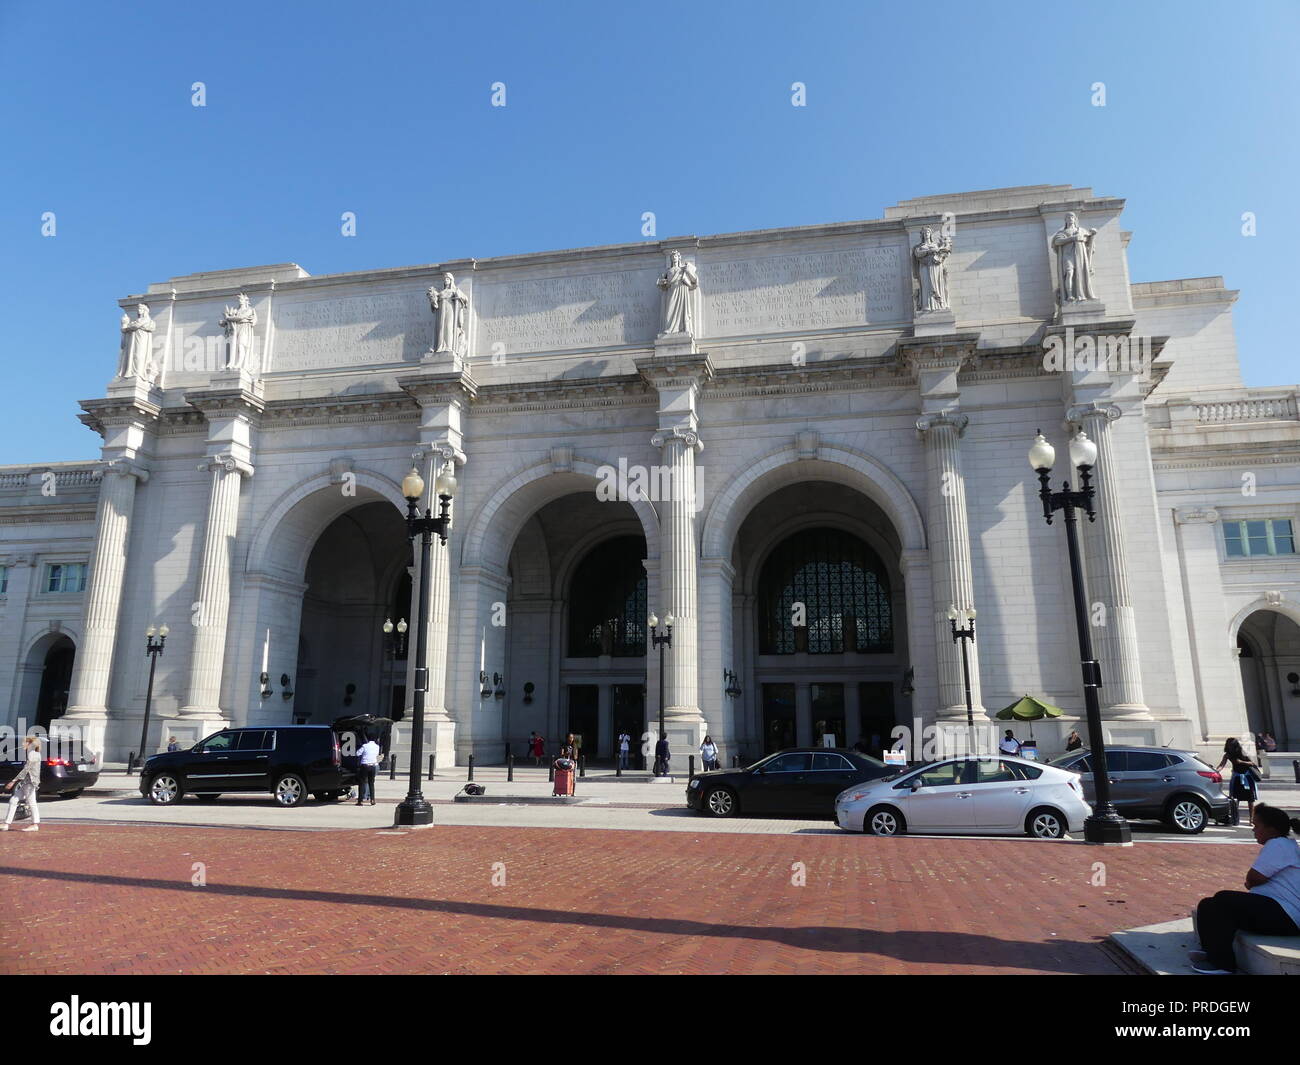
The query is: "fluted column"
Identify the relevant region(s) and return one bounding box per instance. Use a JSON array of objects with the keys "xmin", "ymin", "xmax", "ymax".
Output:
[
  {"xmin": 651, "ymin": 427, "xmax": 702, "ymax": 719},
  {"xmin": 180, "ymin": 454, "xmax": 251, "ymax": 718},
  {"xmin": 65, "ymin": 461, "xmax": 149, "ymax": 722},
  {"xmin": 1069, "ymin": 402, "xmax": 1148, "ymax": 714},
  {"xmin": 915, "ymin": 413, "xmax": 984, "ymax": 717},
  {"xmin": 420, "ymin": 444, "xmax": 462, "ymax": 720}
]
